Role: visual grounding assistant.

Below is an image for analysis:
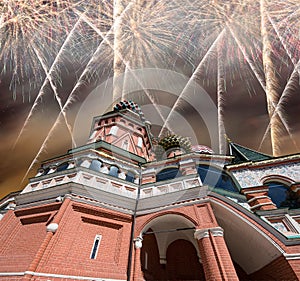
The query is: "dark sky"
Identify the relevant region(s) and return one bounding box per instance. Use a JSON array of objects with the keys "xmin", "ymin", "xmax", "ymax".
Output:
[{"xmin": 0, "ymin": 0, "xmax": 299, "ymax": 199}]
